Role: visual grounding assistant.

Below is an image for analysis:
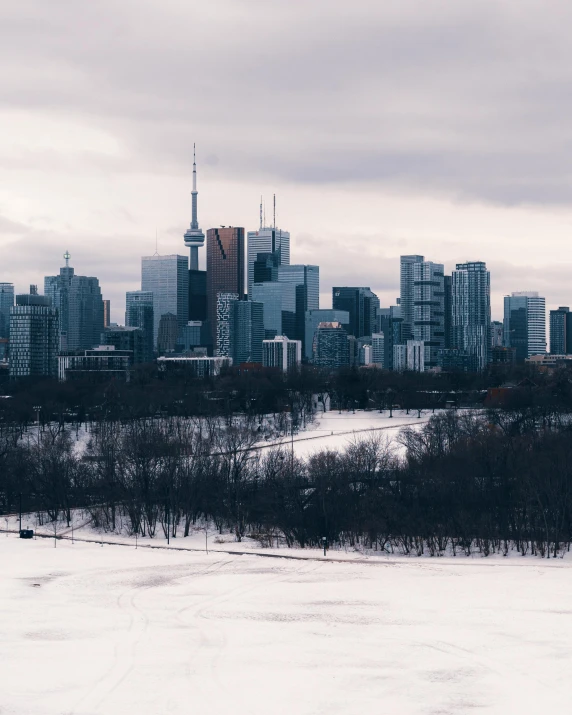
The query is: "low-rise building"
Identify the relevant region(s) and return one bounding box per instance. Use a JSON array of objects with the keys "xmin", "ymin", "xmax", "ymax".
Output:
[
  {"xmin": 157, "ymin": 355, "xmax": 232, "ymax": 377},
  {"xmin": 59, "ymin": 345, "xmax": 132, "ymax": 381}
]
